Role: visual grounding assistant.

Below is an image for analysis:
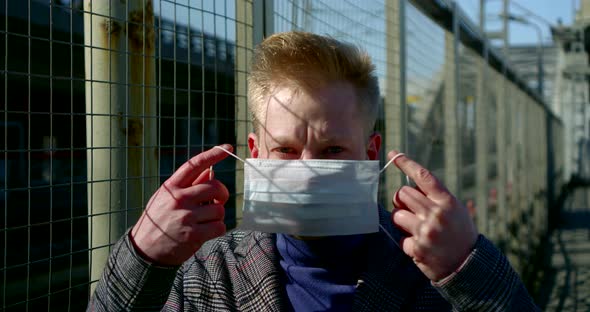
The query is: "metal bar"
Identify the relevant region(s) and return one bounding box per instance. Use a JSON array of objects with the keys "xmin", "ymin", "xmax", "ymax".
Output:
[
  {"xmin": 444, "ymin": 2, "xmax": 460, "ymax": 197},
  {"xmin": 126, "ymin": 0, "xmax": 157, "ymax": 218},
  {"xmin": 26, "ymin": 0, "xmax": 32, "ymax": 309},
  {"xmin": 496, "ymin": 67, "xmax": 508, "ymax": 246},
  {"xmin": 516, "ymin": 88, "xmax": 528, "ymax": 270},
  {"xmin": 384, "ymin": 0, "xmax": 406, "ymax": 206},
  {"xmin": 48, "ymin": 1, "xmax": 54, "ymax": 310},
  {"xmin": 235, "ymin": 0, "xmax": 255, "ymax": 225},
  {"xmin": 253, "ymin": 0, "xmax": 274, "ymax": 46},
  {"xmin": 475, "ymin": 39, "xmax": 488, "ymax": 235},
  {"xmin": 173, "ymin": 1, "xmax": 177, "ymax": 174},
  {"xmin": 157, "ymin": 0, "xmax": 162, "ymax": 224},
  {"xmin": 201, "ymin": 4, "xmax": 206, "ymax": 154},
  {"xmin": 213, "ymin": 0, "xmax": 219, "ymax": 153},
  {"xmin": 186, "ymin": 0, "xmax": 191, "ymax": 160},
  {"xmin": 506, "ymin": 80, "xmax": 520, "ymax": 267},
  {"xmin": 84, "ymin": 0, "xmax": 158, "ymax": 292},
  {"xmin": 2, "ymin": 0, "xmax": 7, "ymax": 307},
  {"xmin": 83, "ymin": 0, "xmax": 127, "ymax": 292}
]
